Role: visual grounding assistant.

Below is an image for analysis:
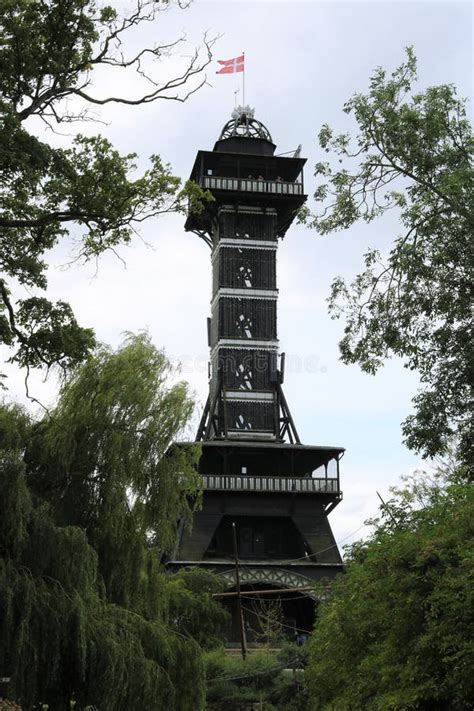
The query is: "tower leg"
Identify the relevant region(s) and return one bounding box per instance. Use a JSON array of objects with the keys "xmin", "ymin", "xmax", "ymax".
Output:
[
  {"xmin": 196, "ymin": 395, "xmax": 211, "ymax": 441},
  {"xmin": 278, "ymin": 382, "xmax": 301, "ymax": 444}
]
